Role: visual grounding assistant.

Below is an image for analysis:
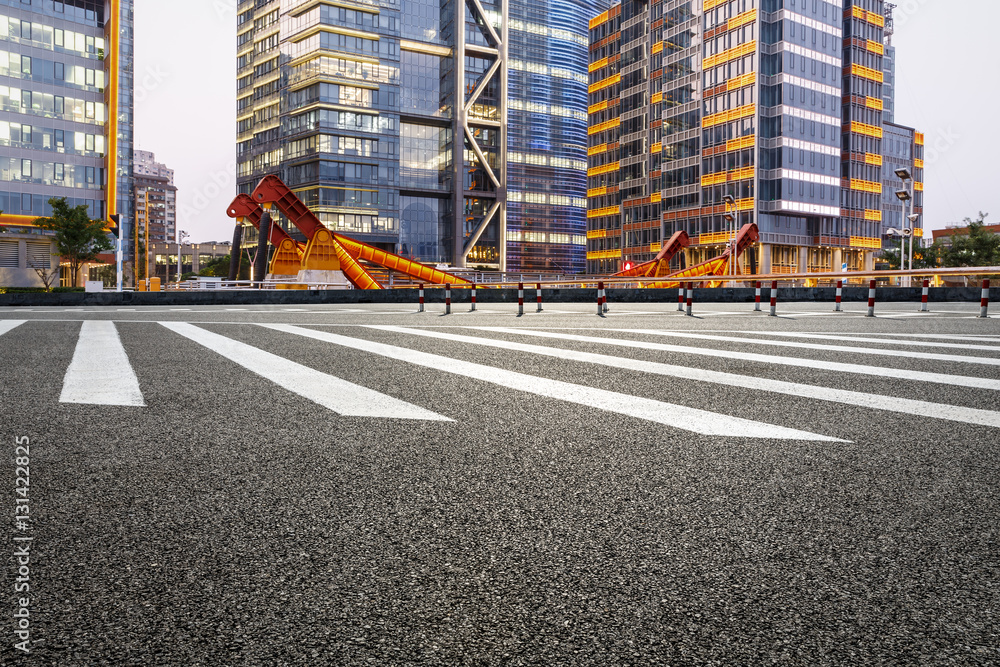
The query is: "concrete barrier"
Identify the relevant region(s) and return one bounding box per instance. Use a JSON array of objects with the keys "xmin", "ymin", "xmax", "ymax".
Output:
[{"xmin": 2, "ymin": 286, "xmax": 998, "ymax": 307}]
